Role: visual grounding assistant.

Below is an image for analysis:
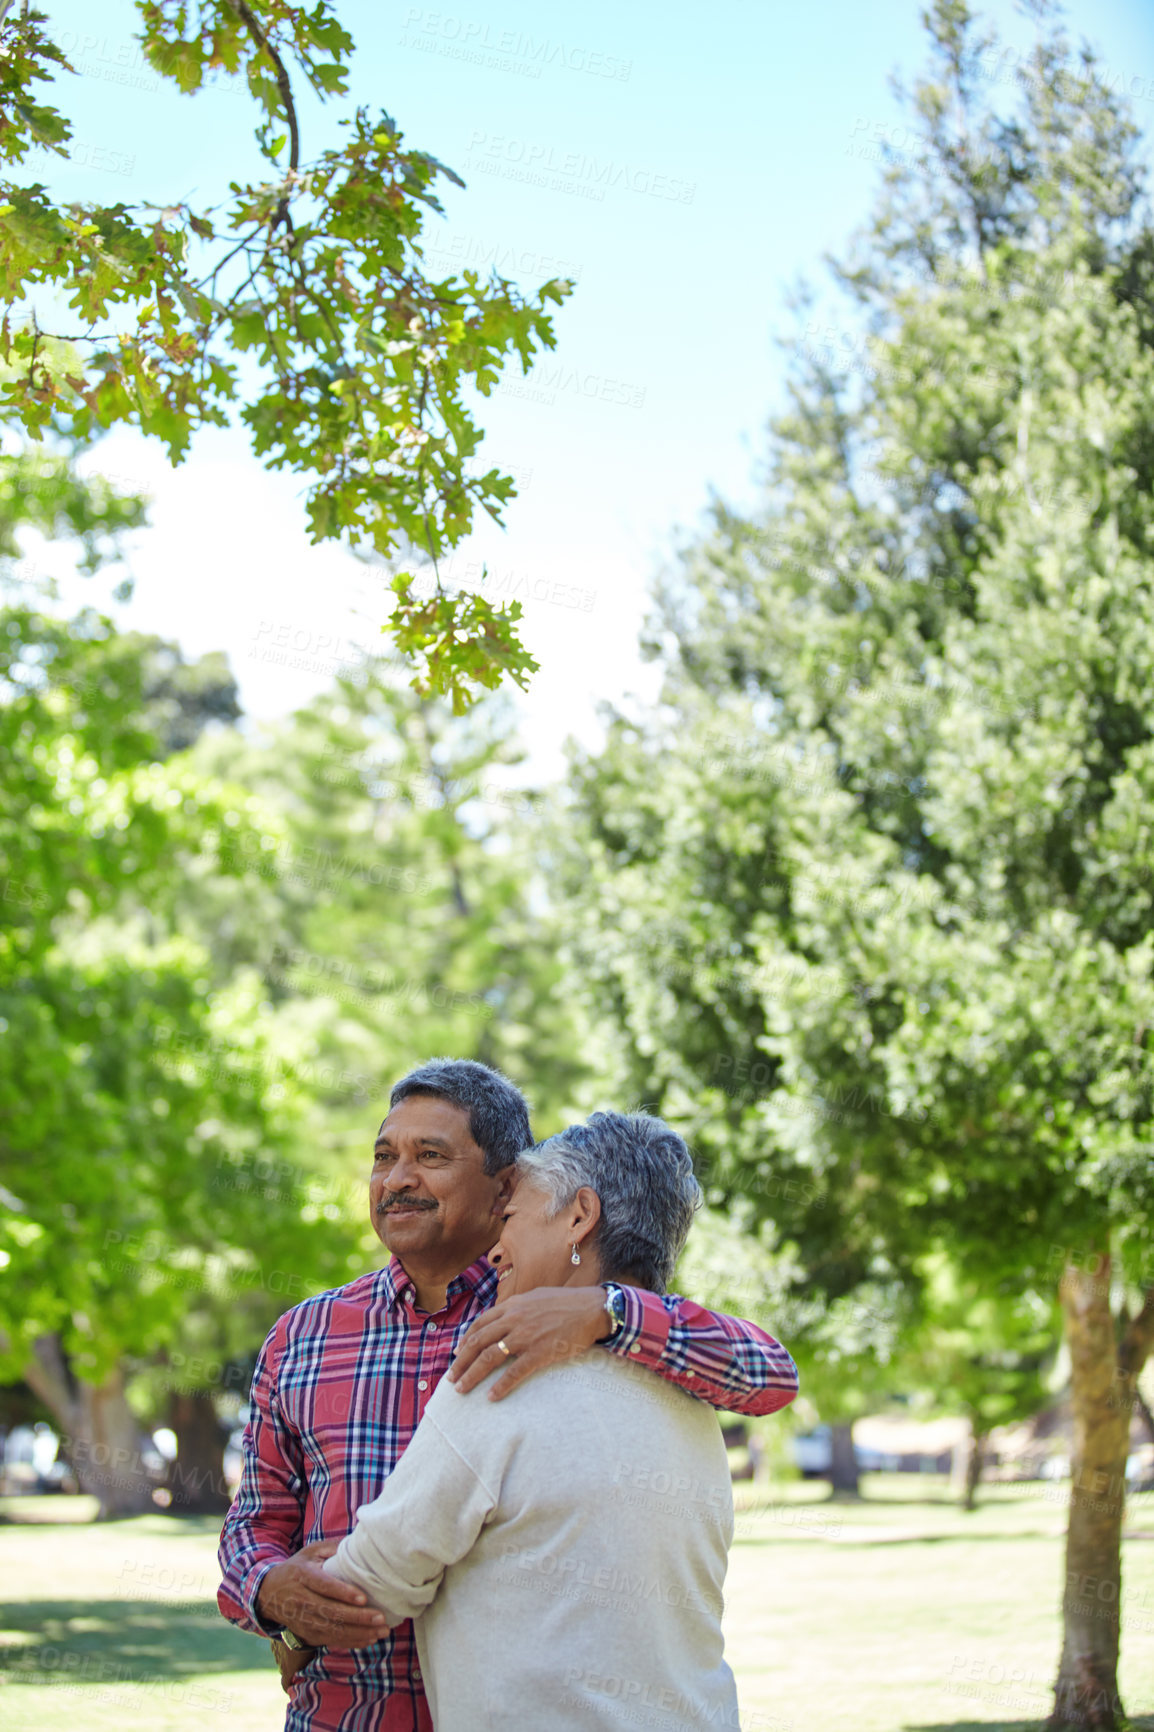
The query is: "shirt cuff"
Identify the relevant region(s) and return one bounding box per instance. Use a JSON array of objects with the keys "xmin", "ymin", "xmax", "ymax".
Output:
[
  {"xmin": 242, "ymin": 1559, "xmax": 287, "ymax": 1636},
  {"xmin": 601, "ymin": 1285, "xmax": 672, "ymax": 1365}
]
